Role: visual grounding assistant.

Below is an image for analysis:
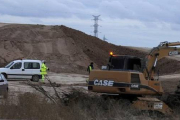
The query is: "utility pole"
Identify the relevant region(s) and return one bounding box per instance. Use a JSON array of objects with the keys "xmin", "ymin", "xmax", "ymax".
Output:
[{"xmin": 92, "ymin": 15, "xmax": 100, "ymax": 37}]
